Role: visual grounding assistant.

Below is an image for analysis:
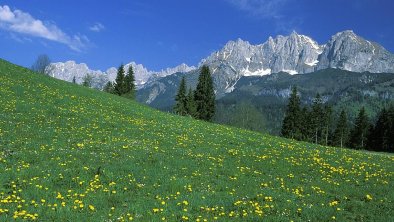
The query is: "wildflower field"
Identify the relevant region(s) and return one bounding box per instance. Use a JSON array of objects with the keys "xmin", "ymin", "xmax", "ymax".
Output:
[{"xmin": 0, "ymin": 59, "xmax": 393, "ymax": 221}]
